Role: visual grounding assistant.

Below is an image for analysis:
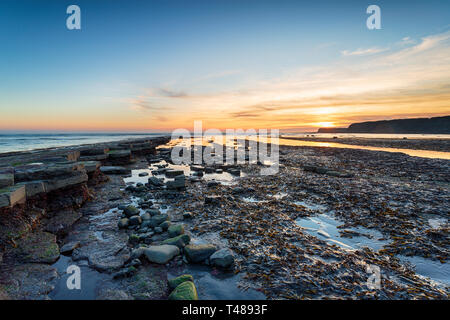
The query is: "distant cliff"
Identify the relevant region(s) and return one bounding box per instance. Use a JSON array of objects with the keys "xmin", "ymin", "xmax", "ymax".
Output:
[{"xmin": 318, "ymin": 116, "xmax": 450, "ymax": 134}]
